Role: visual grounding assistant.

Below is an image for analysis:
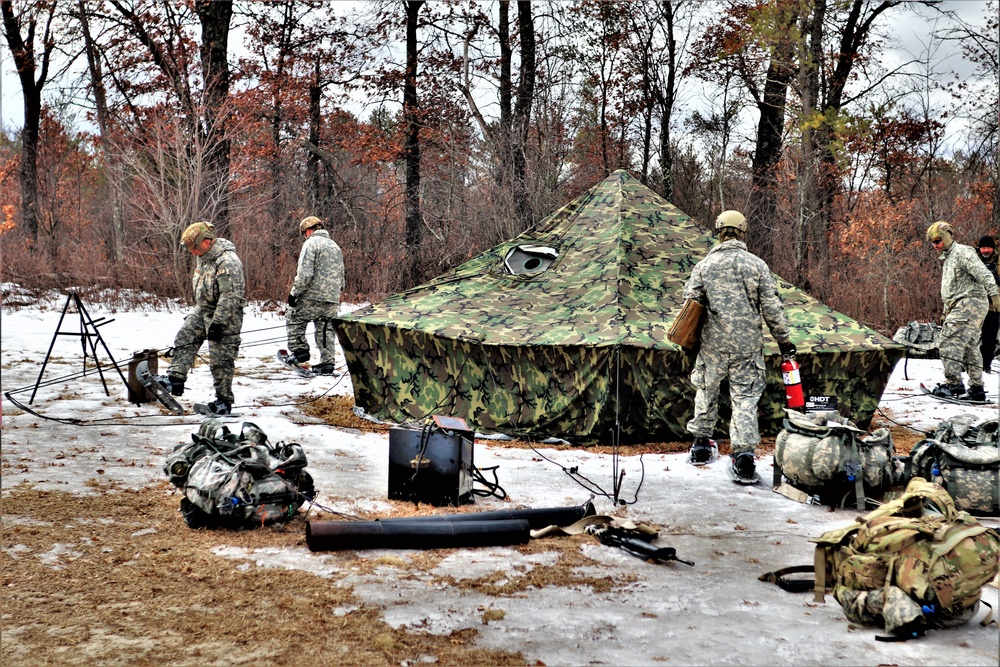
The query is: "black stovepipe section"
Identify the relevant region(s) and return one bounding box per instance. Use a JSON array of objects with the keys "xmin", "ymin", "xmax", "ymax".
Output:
[
  {"xmin": 375, "ymin": 502, "xmax": 595, "ymax": 529},
  {"xmin": 306, "ymin": 519, "xmax": 531, "ymax": 552}
]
